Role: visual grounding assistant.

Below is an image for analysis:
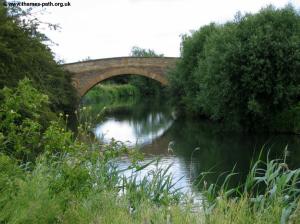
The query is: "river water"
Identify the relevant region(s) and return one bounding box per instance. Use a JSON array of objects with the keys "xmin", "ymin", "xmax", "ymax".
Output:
[{"xmin": 86, "ymin": 97, "xmax": 300, "ymax": 196}]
